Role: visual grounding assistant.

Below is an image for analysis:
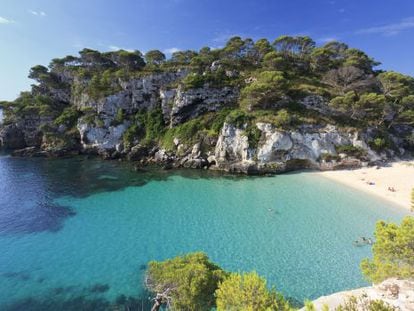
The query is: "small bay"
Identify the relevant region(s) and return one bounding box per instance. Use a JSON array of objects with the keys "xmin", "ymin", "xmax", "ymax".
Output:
[{"xmin": 0, "ymin": 156, "xmax": 408, "ymax": 309}]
